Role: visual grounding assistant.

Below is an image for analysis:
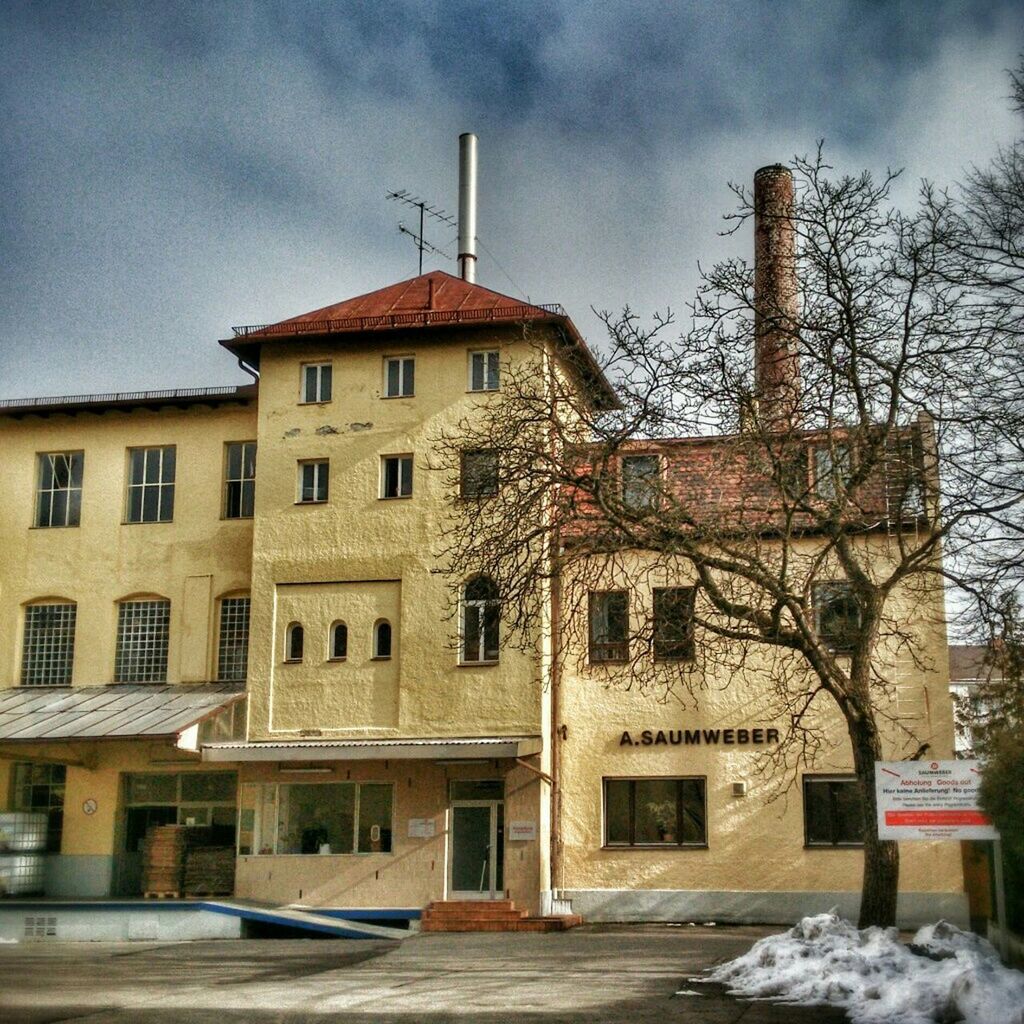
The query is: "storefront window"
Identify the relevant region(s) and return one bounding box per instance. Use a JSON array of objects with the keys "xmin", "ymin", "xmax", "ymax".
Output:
[
  {"xmin": 240, "ymin": 781, "xmax": 394, "ymax": 856},
  {"xmin": 803, "ymin": 775, "xmax": 864, "ymax": 846},
  {"xmin": 122, "ymin": 771, "xmax": 237, "ymax": 852},
  {"xmin": 603, "ymin": 777, "xmax": 706, "ymax": 847}
]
